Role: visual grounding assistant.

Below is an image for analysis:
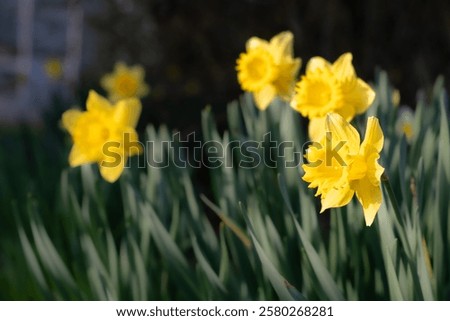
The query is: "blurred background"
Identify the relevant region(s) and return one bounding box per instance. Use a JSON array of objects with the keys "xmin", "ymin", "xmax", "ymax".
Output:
[{"xmin": 0, "ymin": 0, "xmax": 449, "ymax": 132}]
